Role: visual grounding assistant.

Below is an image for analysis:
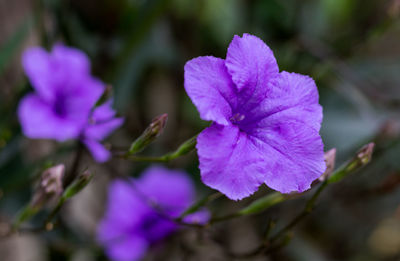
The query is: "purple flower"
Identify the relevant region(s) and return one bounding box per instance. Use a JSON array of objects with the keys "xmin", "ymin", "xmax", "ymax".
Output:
[
  {"xmin": 97, "ymin": 166, "xmax": 209, "ymax": 261},
  {"xmin": 18, "ymin": 45, "xmax": 123, "ymax": 162},
  {"xmin": 184, "ymin": 34, "xmax": 326, "ymax": 200}
]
